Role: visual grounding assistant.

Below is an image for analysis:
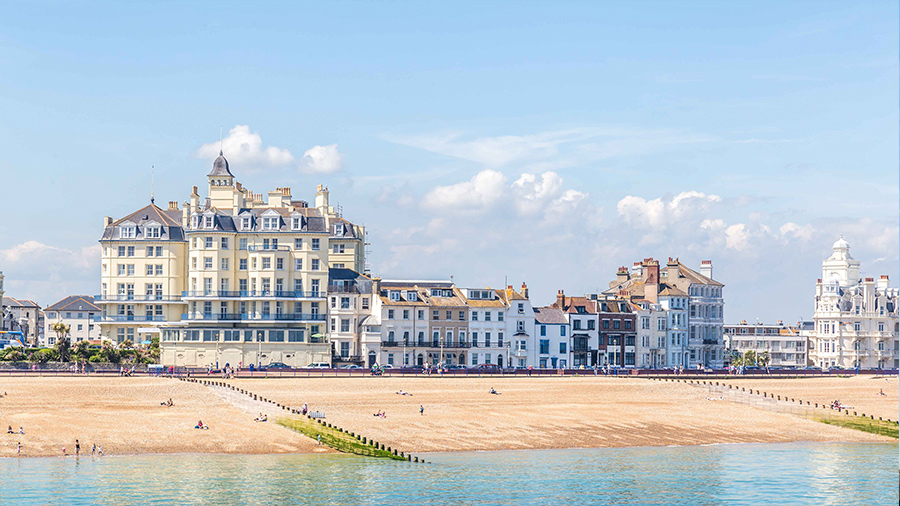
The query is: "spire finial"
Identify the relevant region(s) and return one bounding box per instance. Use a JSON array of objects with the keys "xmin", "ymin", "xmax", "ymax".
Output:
[
  {"xmin": 219, "ymin": 125, "xmax": 223, "ymax": 155},
  {"xmin": 150, "ymin": 166, "xmax": 155, "ymax": 204}
]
